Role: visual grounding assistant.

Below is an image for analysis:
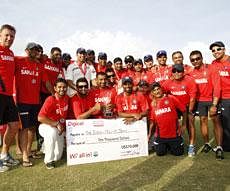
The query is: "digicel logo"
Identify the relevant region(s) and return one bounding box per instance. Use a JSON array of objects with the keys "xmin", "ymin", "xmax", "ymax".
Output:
[{"xmin": 67, "ymin": 121, "xmax": 84, "ymax": 127}]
